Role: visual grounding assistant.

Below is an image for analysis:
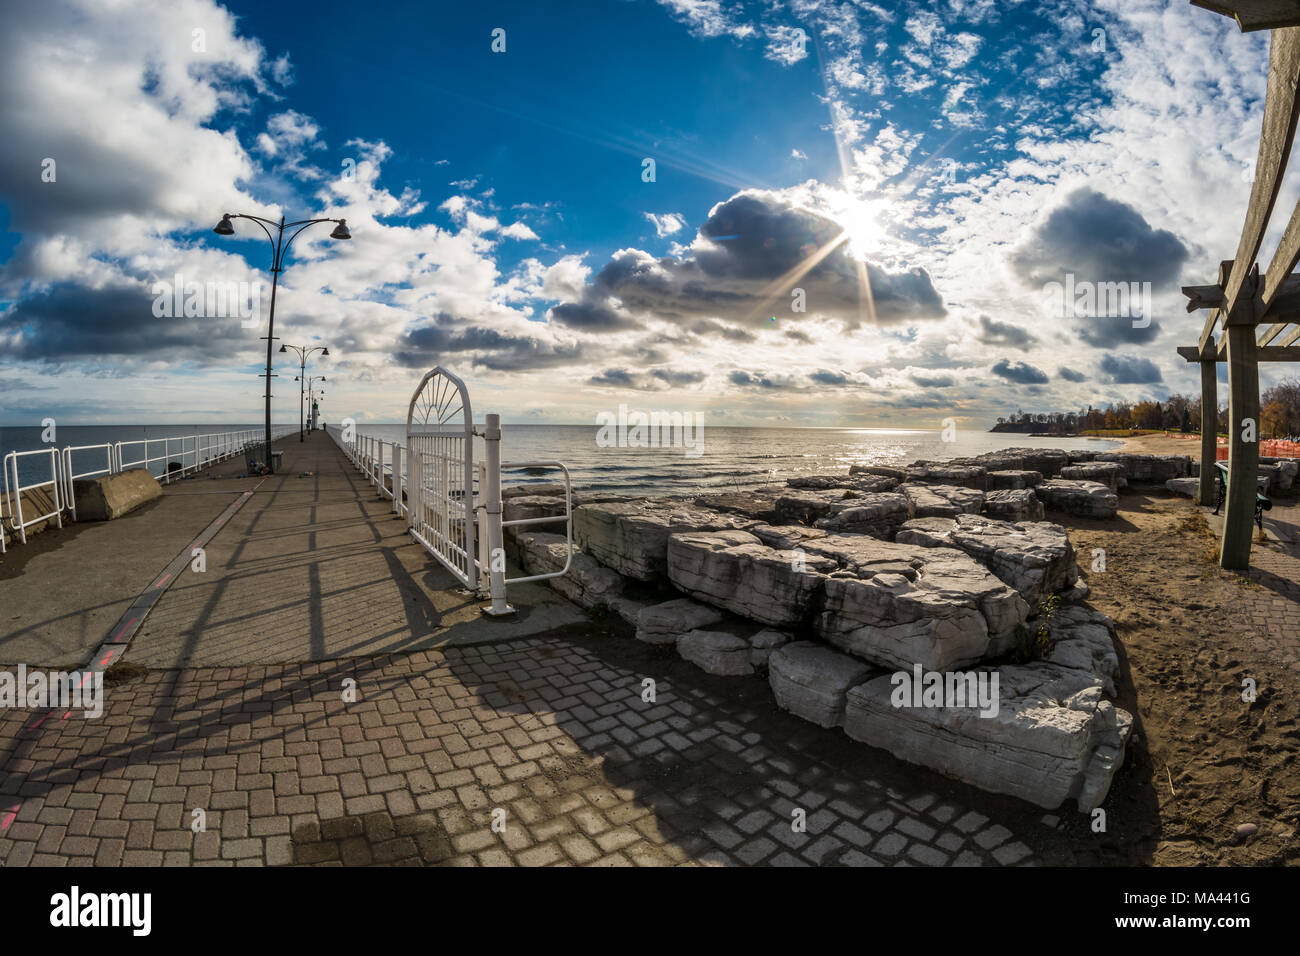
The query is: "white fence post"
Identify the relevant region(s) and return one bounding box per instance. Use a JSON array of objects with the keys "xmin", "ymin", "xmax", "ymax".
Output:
[{"xmin": 481, "ymin": 414, "xmax": 513, "ymax": 616}]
